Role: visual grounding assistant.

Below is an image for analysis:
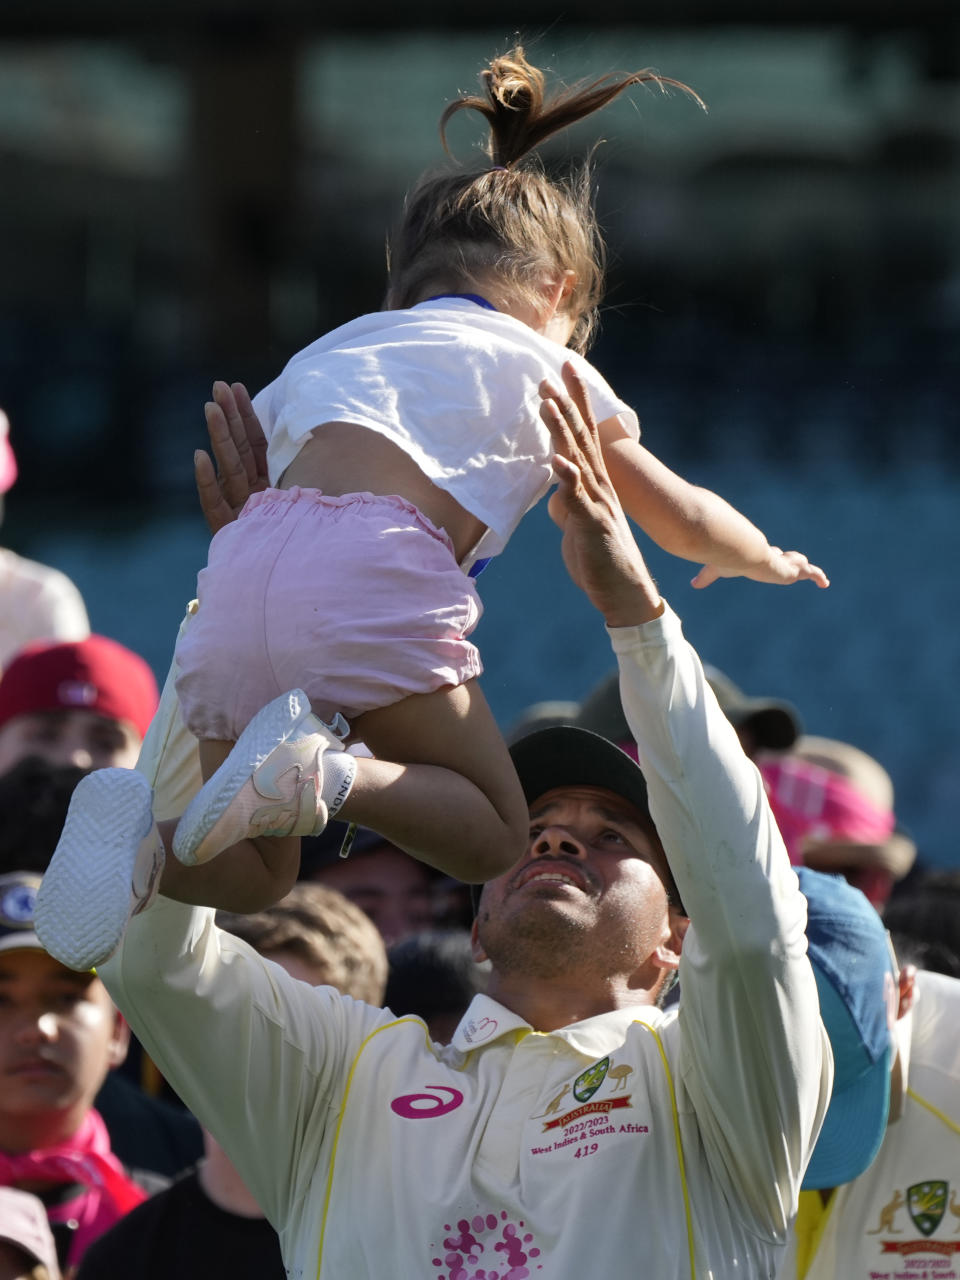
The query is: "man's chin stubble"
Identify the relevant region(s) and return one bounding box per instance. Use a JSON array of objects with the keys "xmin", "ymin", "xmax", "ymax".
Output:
[{"xmin": 480, "ymin": 905, "xmax": 595, "ymax": 979}]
